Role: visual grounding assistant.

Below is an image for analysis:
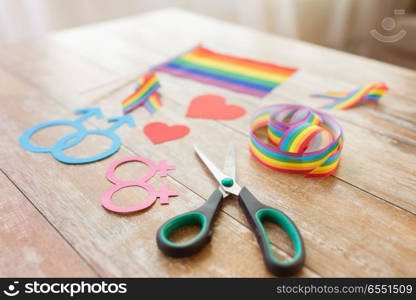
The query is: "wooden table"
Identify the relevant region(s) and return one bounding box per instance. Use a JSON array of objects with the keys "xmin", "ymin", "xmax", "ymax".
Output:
[{"xmin": 0, "ymin": 9, "xmax": 415, "ymax": 277}]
